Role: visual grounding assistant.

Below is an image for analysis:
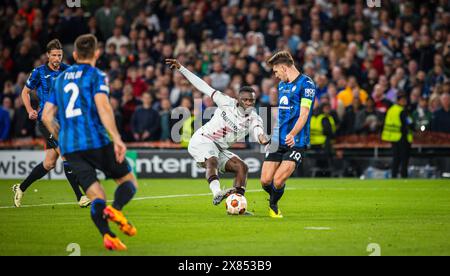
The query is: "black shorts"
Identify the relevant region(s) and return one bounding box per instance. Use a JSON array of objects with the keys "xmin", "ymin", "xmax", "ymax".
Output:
[
  {"xmin": 64, "ymin": 143, "xmax": 132, "ymax": 192},
  {"xmin": 265, "ymin": 146, "xmax": 305, "ymax": 168},
  {"xmin": 38, "ymin": 121, "xmax": 58, "ymax": 150}
]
